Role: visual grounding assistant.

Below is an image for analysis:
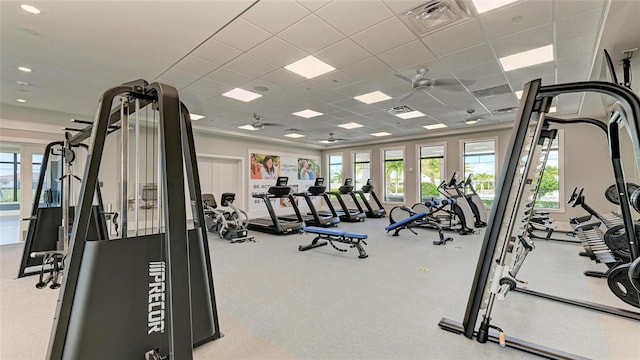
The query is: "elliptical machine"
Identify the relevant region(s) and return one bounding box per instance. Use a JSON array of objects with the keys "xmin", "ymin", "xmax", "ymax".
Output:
[
  {"xmin": 203, "ymin": 193, "xmax": 254, "ymax": 243},
  {"xmin": 457, "ymin": 173, "xmax": 488, "ymax": 227}
]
